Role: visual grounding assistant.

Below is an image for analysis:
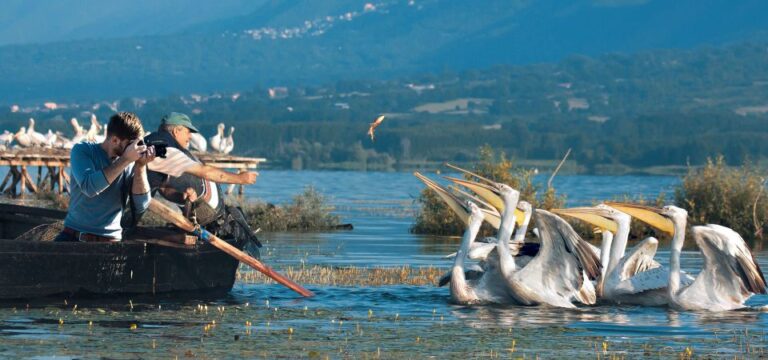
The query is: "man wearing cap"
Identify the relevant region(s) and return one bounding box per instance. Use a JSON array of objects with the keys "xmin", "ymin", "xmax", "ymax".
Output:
[{"xmin": 141, "ymin": 112, "xmax": 261, "ymax": 252}]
